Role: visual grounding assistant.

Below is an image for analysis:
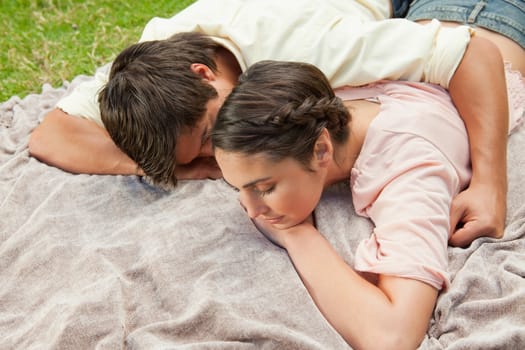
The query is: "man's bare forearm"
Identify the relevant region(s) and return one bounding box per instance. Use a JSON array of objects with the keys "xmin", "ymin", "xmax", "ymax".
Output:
[
  {"xmin": 449, "ymin": 35, "xmax": 508, "ymax": 188},
  {"xmin": 446, "ymin": 35, "xmax": 509, "ymax": 241},
  {"xmin": 29, "ymin": 108, "xmax": 140, "ymax": 175}
]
